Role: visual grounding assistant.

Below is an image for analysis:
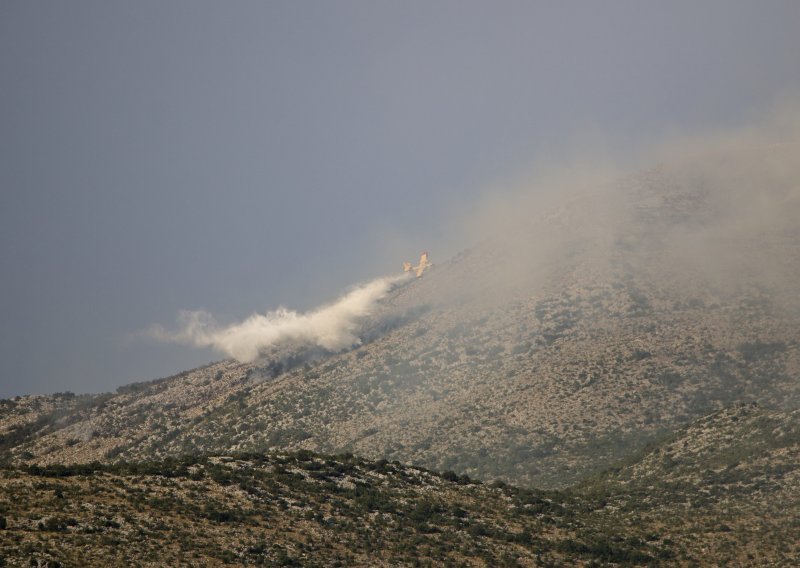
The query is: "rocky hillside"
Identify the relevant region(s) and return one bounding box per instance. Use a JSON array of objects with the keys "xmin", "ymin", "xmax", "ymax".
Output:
[
  {"xmin": 577, "ymin": 402, "xmax": 800, "ymax": 566},
  {"xmin": 0, "ymin": 451, "xmax": 664, "ymax": 567},
  {"xmin": 1, "ymin": 404, "xmax": 796, "ymax": 567},
  {"xmin": 2, "ymin": 166, "xmax": 799, "ymax": 489}
]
